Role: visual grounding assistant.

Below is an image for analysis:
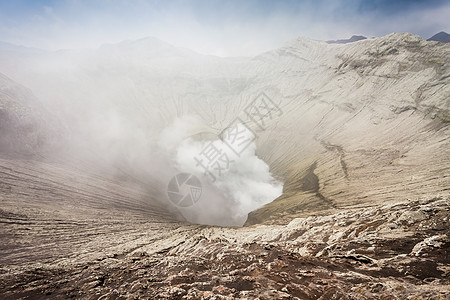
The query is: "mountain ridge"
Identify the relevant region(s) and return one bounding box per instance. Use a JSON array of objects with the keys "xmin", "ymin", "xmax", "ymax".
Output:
[
  {"xmin": 326, "ymin": 35, "xmax": 367, "ymax": 44},
  {"xmin": 427, "ymin": 31, "xmax": 450, "ymax": 43}
]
